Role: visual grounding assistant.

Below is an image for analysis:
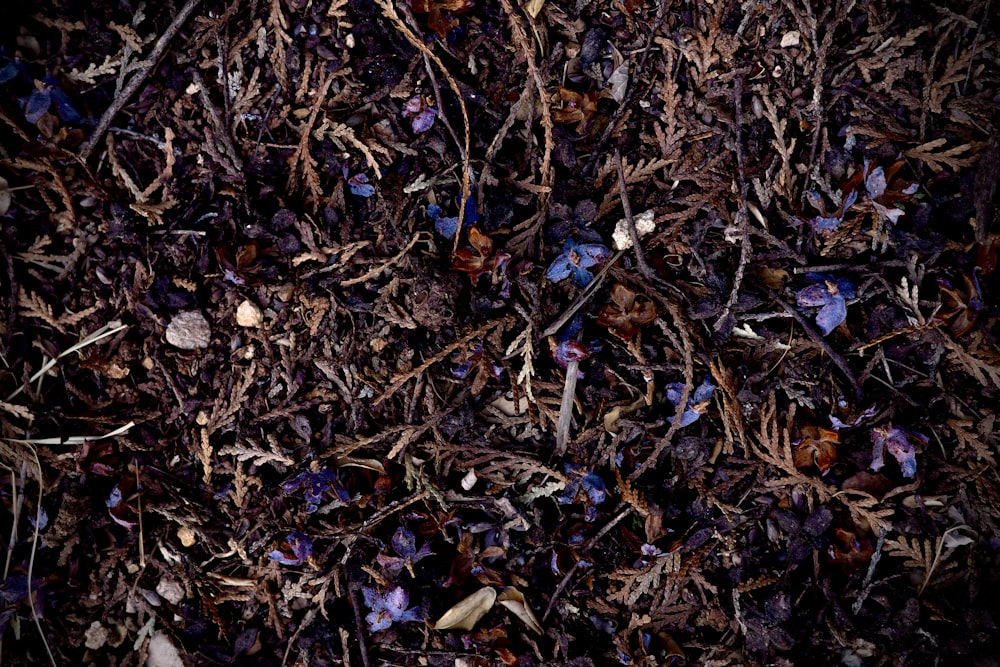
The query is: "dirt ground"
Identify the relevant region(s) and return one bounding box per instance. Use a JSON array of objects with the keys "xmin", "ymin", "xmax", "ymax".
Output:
[{"xmin": 1, "ymin": 0, "xmax": 999, "ymax": 665}]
